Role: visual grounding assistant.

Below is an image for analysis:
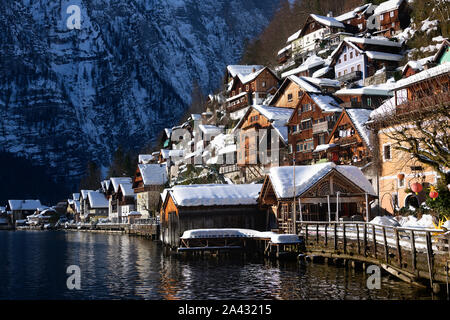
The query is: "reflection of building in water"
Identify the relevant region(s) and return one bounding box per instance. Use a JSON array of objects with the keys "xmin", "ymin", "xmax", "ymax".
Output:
[{"xmin": 159, "ymin": 258, "xmax": 180, "ymax": 300}]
